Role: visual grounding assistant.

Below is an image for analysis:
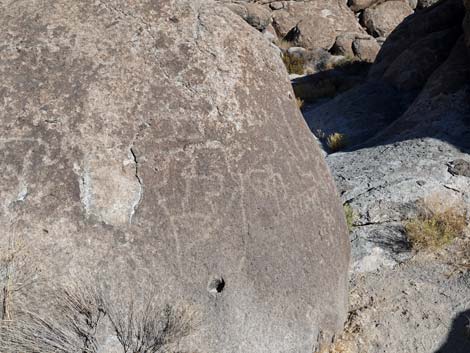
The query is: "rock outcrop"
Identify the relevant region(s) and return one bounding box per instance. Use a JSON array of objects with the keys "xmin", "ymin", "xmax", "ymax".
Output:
[
  {"xmin": 300, "ymin": 1, "xmax": 470, "ymax": 351},
  {"xmin": 0, "ymin": 1, "xmax": 350, "ymax": 352},
  {"xmin": 223, "ymin": 0, "xmax": 446, "ymax": 72},
  {"xmin": 271, "ymin": 0, "xmax": 365, "ymax": 50},
  {"xmin": 305, "ymin": 0, "xmax": 466, "ymax": 147},
  {"xmin": 361, "ymin": 1, "xmax": 414, "ymax": 37},
  {"xmin": 225, "ymin": 2, "xmax": 272, "ymax": 31},
  {"xmin": 332, "ymin": 33, "xmax": 381, "ymax": 62},
  {"xmin": 300, "ymin": 0, "xmax": 470, "ymax": 353}
]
